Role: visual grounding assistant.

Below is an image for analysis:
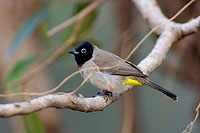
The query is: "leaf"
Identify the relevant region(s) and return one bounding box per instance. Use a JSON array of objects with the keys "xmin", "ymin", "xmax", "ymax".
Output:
[
  {"xmin": 6, "ymin": 56, "xmax": 37, "ymax": 93},
  {"xmin": 38, "ymin": 22, "xmax": 49, "ymax": 42},
  {"xmin": 22, "ymin": 113, "xmax": 45, "ymax": 133},
  {"xmin": 5, "ymin": 7, "xmax": 48, "ymax": 59}
]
